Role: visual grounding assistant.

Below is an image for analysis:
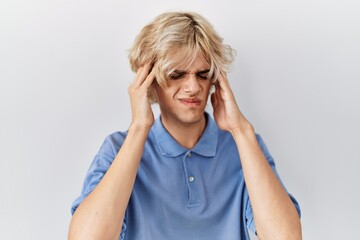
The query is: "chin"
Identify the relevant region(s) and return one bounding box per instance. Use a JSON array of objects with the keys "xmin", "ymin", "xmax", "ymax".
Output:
[{"xmin": 175, "ymin": 111, "xmax": 205, "ymax": 124}]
